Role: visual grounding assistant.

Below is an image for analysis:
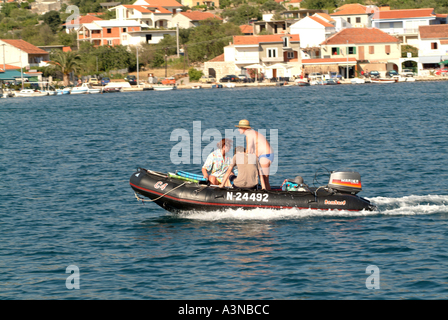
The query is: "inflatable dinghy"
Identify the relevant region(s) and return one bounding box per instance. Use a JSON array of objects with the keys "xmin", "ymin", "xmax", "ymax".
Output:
[{"xmin": 129, "ymin": 168, "xmax": 376, "ymax": 213}]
